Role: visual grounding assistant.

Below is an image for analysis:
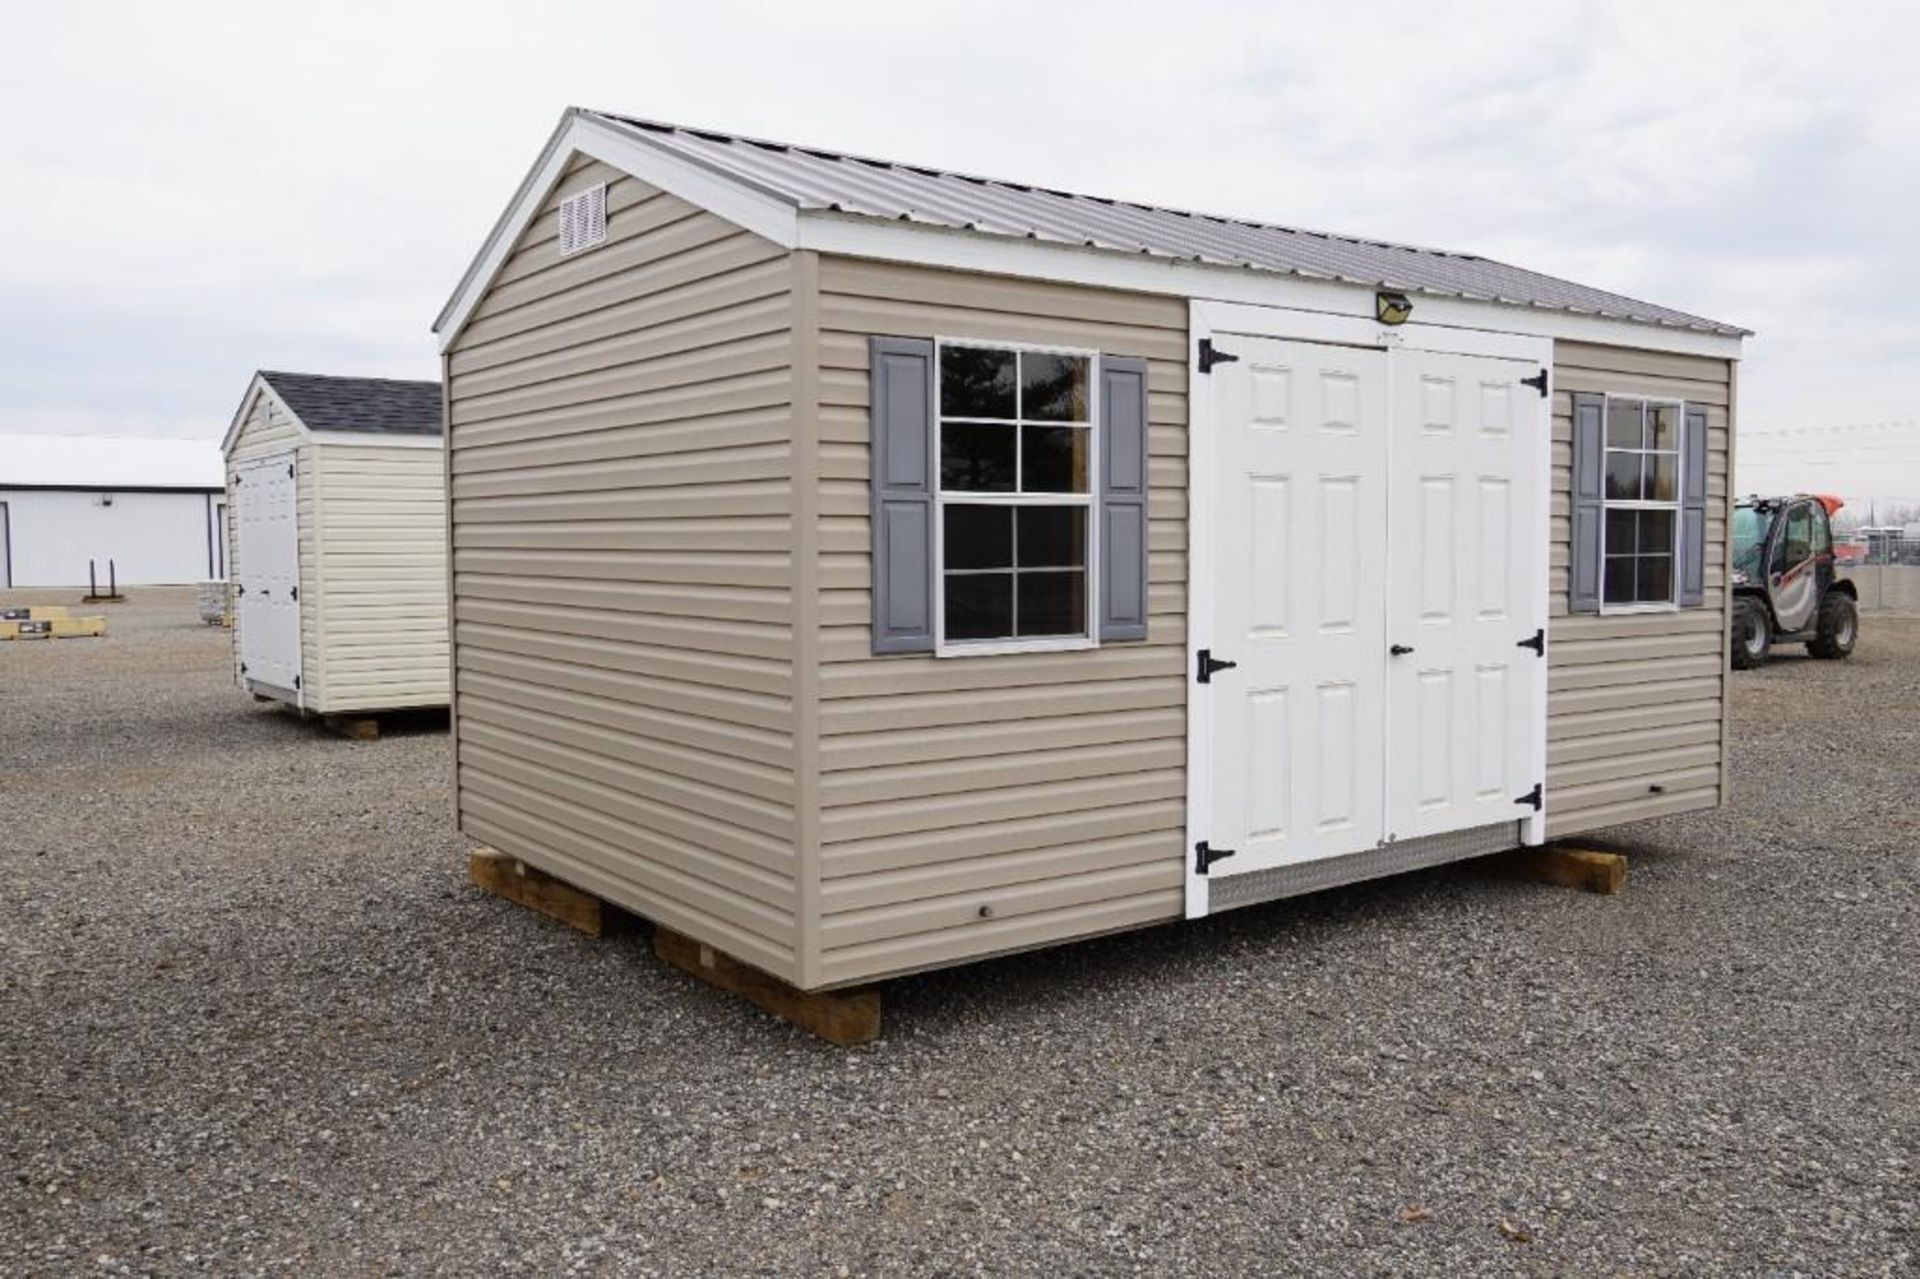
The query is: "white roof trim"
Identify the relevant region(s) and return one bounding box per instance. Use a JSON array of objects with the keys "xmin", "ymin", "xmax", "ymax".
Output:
[
  {"xmin": 220, "ymin": 372, "xmax": 309, "ymax": 456},
  {"xmin": 433, "ymin": 110, "xmax": 800, "ymax": 351},
  {"xmin": 796, "ymin": 213, "xmax": 1745, "ymax": 361},
  {"xmin": 307, "ymin": 431, "xmax": 442, "ymax": 450},
  {"xmin": 434, "ymin": 111, "xmax": 1743, "ymax": 362}
]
